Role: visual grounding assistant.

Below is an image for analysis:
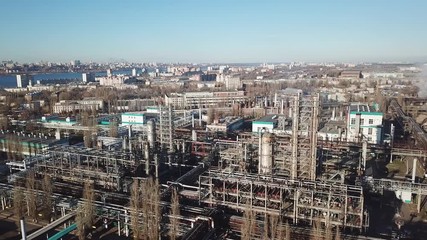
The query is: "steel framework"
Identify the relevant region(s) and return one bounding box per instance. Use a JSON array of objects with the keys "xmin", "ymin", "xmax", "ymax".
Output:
[
  {"xmin": 159, "ymin": 106, "xmax": 175, "ymax": 150},
  {"xmin": 34, "ymin": 145, "xmax": 141, "ymax": 191},
  {"xmin": 291, "ymin": 94, "xmax": 320, "ymax": 180},
  {"xmin": 198, "ymin": 170, "xmax": 367, "ymax": 230}
]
